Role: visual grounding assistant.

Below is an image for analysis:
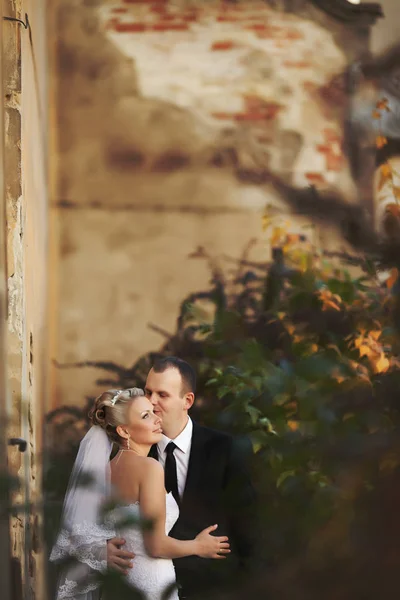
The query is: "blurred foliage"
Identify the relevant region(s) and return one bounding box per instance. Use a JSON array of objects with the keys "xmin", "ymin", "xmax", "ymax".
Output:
[{"xmin": 49, "ymin": 234, "xmax": 400, "ymax": 577}]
